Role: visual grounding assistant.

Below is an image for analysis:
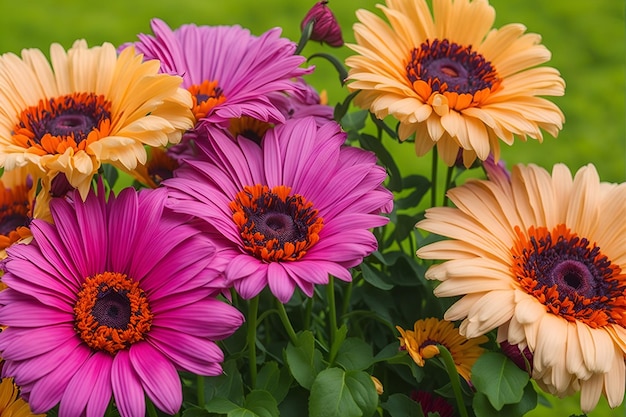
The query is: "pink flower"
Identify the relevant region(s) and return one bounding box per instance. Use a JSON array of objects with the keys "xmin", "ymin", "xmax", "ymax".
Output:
[
  {"xmin": 123, "ymin": 19, "xmax": 313, "ymax": 130},
  {"xmin": 0, "ymin": 184, "xmax": 244, "ymax": 417},
  {"xmin": 164, "ymin": 117, "xmax": 392, "ymax": 303},
  {"xmin": 301, "ymin": 1, "xmax": 344, "ymax": 47}
]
